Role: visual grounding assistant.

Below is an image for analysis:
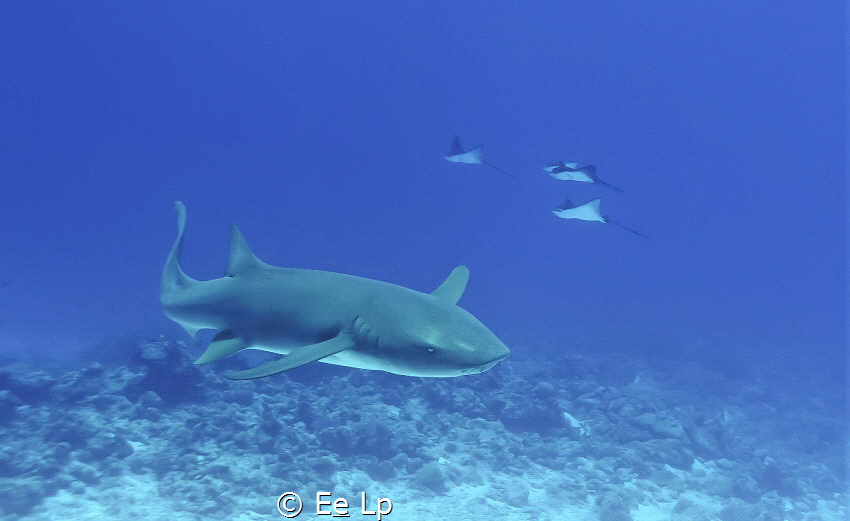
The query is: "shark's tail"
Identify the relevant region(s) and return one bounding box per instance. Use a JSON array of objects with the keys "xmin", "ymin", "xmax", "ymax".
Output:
[{"xmin": 161, "ymin": 201, "xmax": 200, "ymax": 295}]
